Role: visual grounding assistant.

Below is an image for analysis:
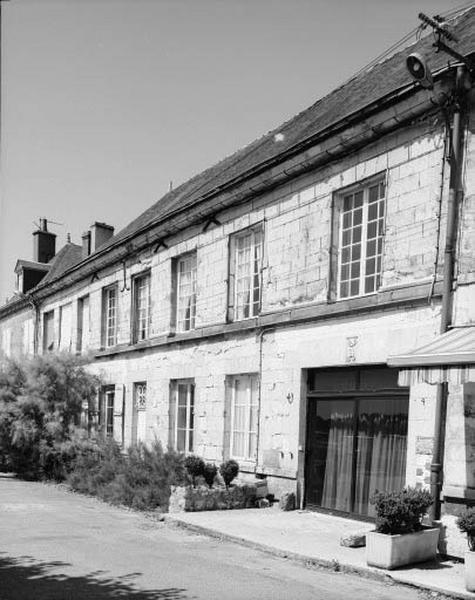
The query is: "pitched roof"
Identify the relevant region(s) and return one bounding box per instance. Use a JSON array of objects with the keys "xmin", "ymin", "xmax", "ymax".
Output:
[
  {"xmin": 101, "ymin": 7, "xmax": 475, "ymax": 252},
  {"xmin": 40, "ymin": 243, "xmax": 82, "ymax": 286}
]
